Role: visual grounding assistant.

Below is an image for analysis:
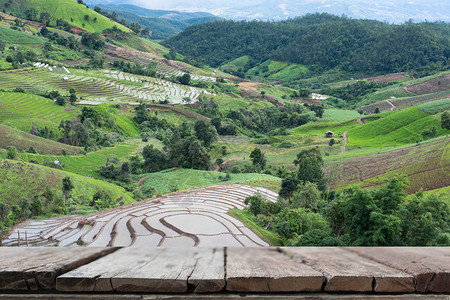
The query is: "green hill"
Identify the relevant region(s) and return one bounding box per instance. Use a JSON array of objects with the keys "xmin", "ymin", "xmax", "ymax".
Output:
[
  {"xmin": 347, "ymin": 106, "xmax": 448, "ymax": 147},
  {"xmin": 0, "ymin": 0, "xmax": 130, "ymax": 33},
  {"xmin": 0, "ymin": 25, "xmax": 46, "ymax": 44},
  {"xmin": 165, "ymin": 14, "xmax": 450, "ymax": 80},
  {"xmin": 0, "ymin": 159, "xmax": 134, "ymax": 226},
  {"xmin": 0, "ymin": 124, "xmax": 83, "ymax": 155},
  {"xmin": 0, "ymin": 91, "xmax": 80, "ymax": 137}
]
